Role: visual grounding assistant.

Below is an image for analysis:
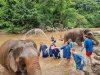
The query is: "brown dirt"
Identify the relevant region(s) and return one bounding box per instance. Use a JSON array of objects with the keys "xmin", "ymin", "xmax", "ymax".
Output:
[{"xmin": 0, "ymin": 28, "xmax": 99, "ymax": 75}]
